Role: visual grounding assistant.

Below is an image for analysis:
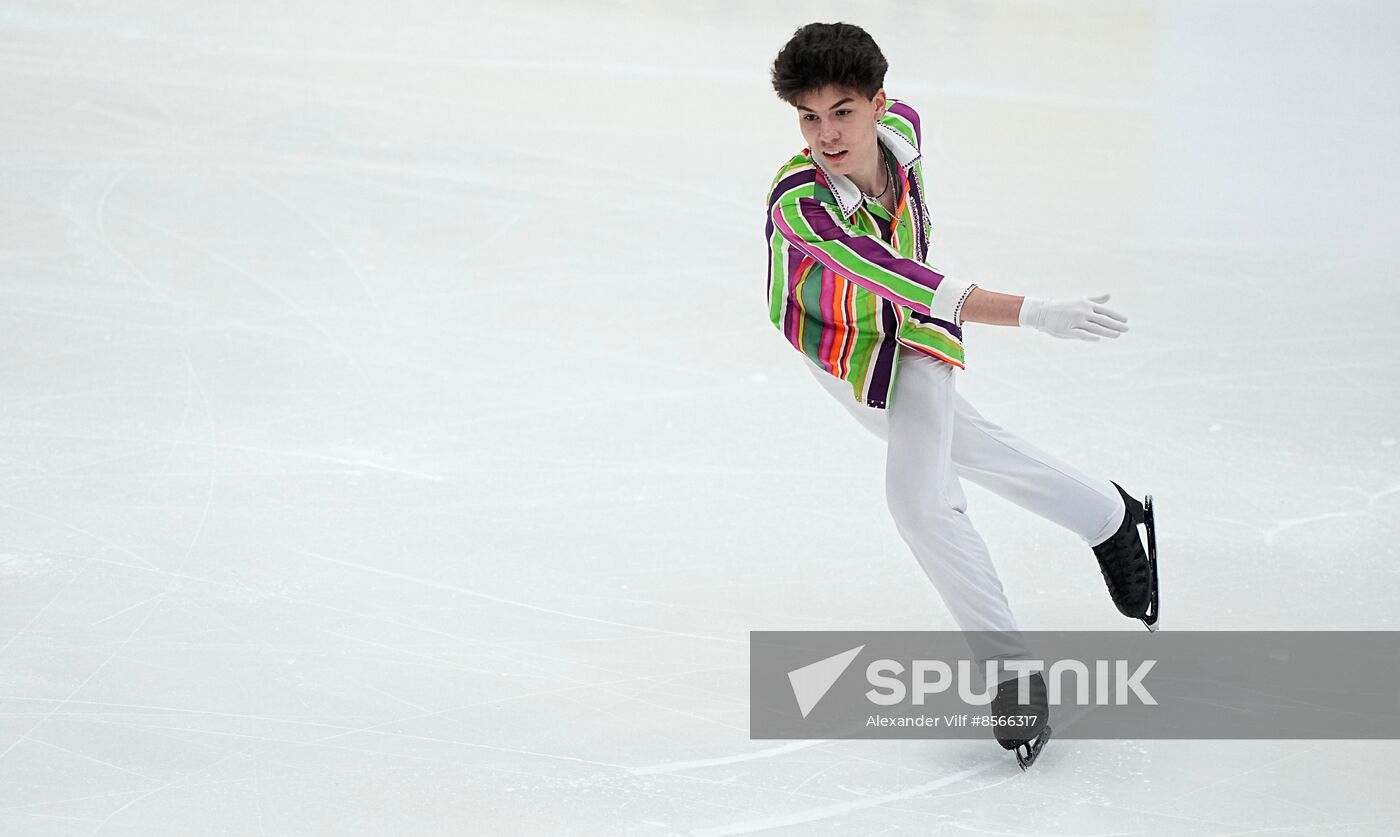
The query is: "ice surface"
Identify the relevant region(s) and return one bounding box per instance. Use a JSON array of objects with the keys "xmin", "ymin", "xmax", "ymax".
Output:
[{"xmin": 1, "ymin": 0, "xmax": 1397, "ymax": 834}]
